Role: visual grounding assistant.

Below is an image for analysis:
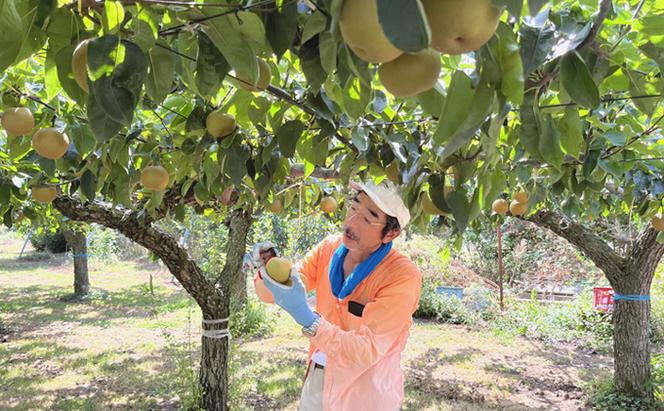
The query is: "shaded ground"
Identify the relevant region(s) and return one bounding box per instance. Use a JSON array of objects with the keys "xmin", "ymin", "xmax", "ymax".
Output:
[{"xmin": 0, "ymin": 229, "xmax": 613, "ymax": 410}]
